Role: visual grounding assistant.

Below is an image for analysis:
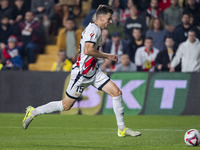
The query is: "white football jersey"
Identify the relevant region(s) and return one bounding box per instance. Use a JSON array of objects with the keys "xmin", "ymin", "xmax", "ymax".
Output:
[
  {"xmin": 135, "ymin": 46, "xmax": 159, "ymax": 72},
  {"xmin": 73, "ymin": 22, "xmax": 102, "ymax": 77}
]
